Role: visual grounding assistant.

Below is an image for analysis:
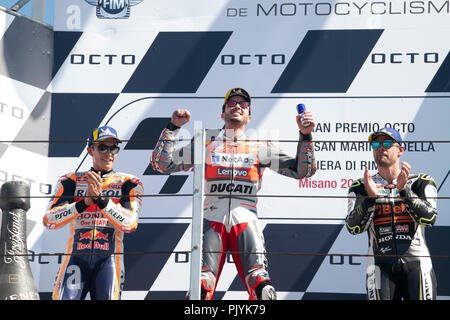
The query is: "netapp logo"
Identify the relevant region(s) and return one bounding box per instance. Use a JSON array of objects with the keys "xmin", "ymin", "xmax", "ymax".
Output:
[
  {"xmin": 70, "ymin": 54, "xmax": 136, "ymax": 65},
  {"xmin": 210, "ymin": 153, "xmax": 256, "ymax": 167},
  {"xmin": 371, "ymin": 52, "xmax": 439, "ymax": 64}
]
